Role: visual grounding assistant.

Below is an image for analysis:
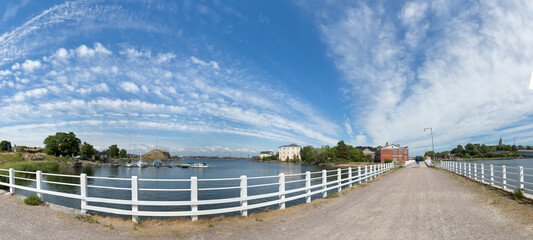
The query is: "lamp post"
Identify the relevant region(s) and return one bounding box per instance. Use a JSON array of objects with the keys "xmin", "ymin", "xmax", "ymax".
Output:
[{"xmin": 424, "ymin": 128, "xmax": 435, "ymax": 164}]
